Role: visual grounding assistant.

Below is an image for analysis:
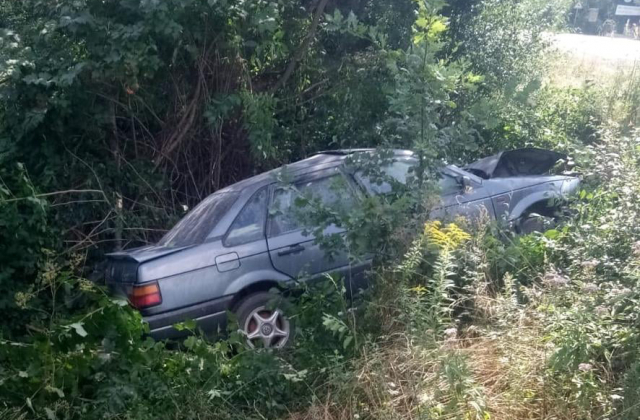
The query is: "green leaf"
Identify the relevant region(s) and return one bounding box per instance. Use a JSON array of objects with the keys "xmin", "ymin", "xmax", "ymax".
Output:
[
  {"xmin": 416, "ymin": 17, "xmax": 429, "ymax": 29},
  {"xmin": 429, "ymin": 19, "xmax": 447, "ymax": 36},
  {"xmin": 184, "ymin": 336, "xmax": 198, "ymax": 349},
  {"xmin": 343, "ymin": 335, "xmax": 353, "ymax": 349},
  {"xmin": 207, "ymin": 389, "xmax": 222, "ymax": 400},
  {"xmin": 544, "ymin": 229, "xmax": 560, "ymax": 239},
  {"xmin": 70, "ymin": 322, "xmax": 88, "ymax": 337},
  {"xmin": 184, "ymin": 318, "xmax": 197, "ymax": 330},
  {"xmin": 111, "ymin": 298, "xmax": 128, "ymax": 307},
  {"xmin": 44, "ymin": 407, "xmax": 57, "ymax": 420},
  {"xmin": 46, "ymin": 385, "xmax": 65, "ymax": 398}
]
